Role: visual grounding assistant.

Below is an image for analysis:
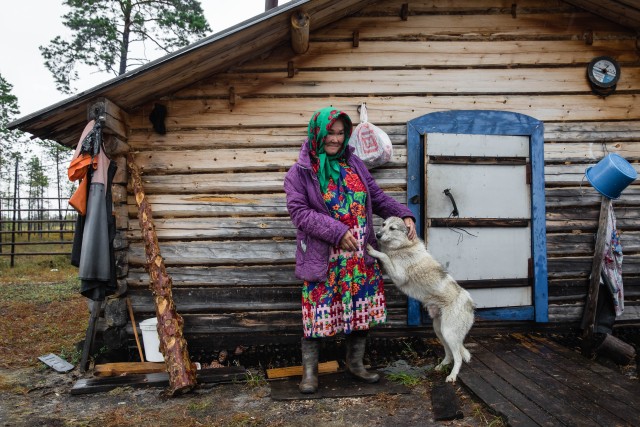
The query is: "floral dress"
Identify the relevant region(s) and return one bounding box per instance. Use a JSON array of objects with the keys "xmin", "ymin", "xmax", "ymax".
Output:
[{"xmin": 302, "ymin": 162, "xmax": 386, "ymax": 338}]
